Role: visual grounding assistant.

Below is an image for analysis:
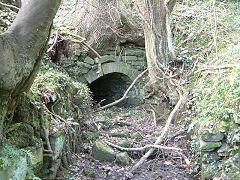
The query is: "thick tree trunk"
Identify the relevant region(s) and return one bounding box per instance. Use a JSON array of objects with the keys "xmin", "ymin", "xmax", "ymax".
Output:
[
  {"xmin": 135, "ymin": 0, "xmax": 178, "ymax": 103},
  {"xmin": 0, "ymin": 0, "xmax": 62, "ymax": 143}
]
